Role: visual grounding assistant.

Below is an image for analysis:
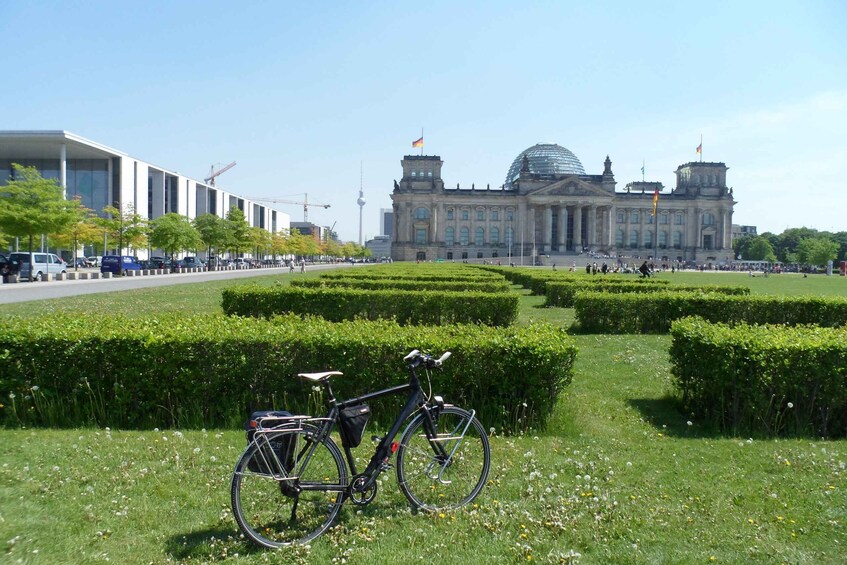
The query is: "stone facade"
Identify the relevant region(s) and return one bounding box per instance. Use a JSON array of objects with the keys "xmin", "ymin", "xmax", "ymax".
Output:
[{"xmin": 391, "ymin": 148, "xmax": 736, "ymax": 265}]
